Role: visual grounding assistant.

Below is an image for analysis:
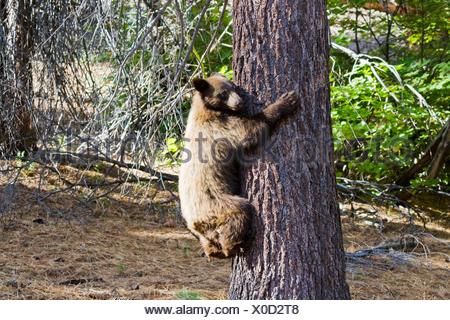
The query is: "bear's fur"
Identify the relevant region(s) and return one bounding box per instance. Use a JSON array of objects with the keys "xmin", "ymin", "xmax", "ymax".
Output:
[{"xmin": 179, "ymin": 73, "xmax": 299, "ymax": 259}]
